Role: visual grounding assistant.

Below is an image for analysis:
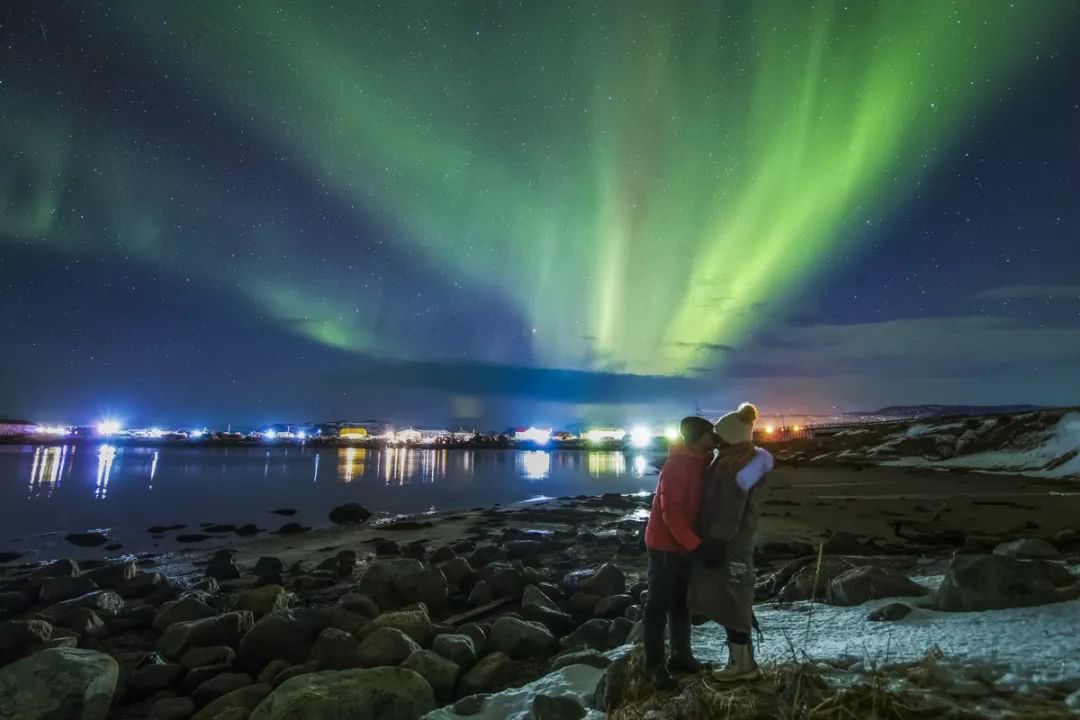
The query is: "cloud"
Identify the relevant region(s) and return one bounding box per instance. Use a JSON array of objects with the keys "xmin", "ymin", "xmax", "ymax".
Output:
[
  {"xmin": 973, "ymin": 285, "xmax": 1080, "ymax": 300},
  {"xmin": 673, "ymin": 341, "xmax": 737, "ymax": 353}
]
